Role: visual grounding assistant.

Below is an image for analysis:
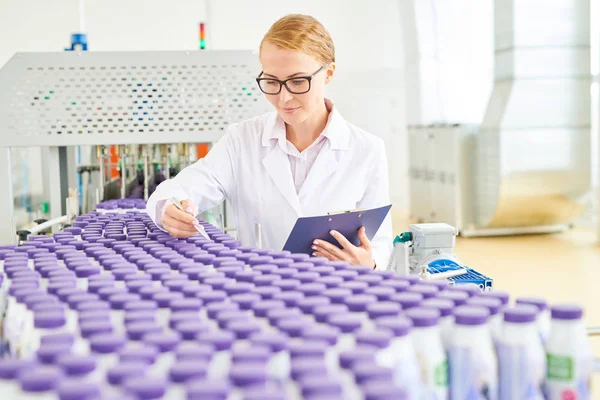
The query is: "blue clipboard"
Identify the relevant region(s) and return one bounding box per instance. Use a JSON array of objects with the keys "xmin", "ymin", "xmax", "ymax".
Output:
[{"xmin": 282, "ymin": 204, "xmax": 392, "ymax": 255}]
